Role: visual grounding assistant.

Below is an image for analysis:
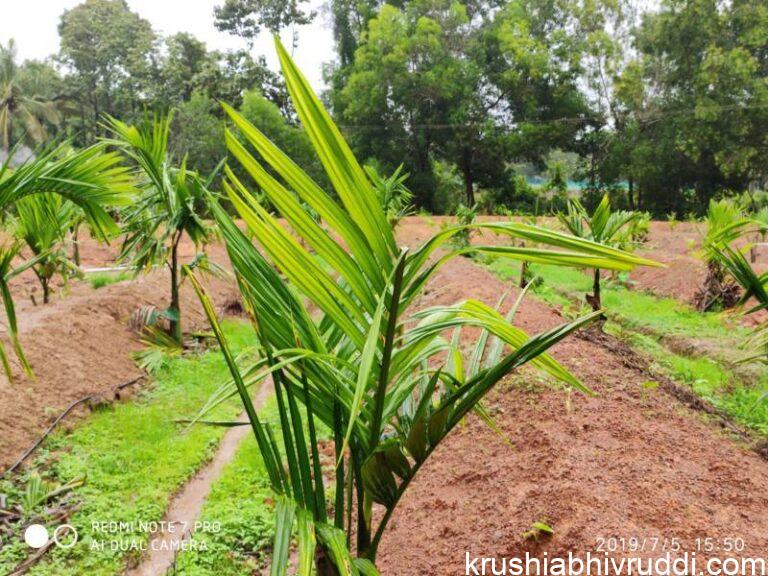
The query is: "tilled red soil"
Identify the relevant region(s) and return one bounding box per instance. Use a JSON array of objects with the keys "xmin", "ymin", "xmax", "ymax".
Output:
[
  {"xmin": 629, "ymin": 221, "xmax": 709, "ymax": 302},
  {"xmin": 375, "ymin": 220, "xmax": 768, "ymax": 573},
  {"xmin": 2, "ymin": 217, "xmax": 767, "ymax": 570},
  {"xmin": 0, "ymin": 239, "xmax": 238, "ymax": 471}
]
